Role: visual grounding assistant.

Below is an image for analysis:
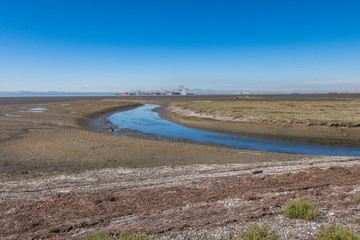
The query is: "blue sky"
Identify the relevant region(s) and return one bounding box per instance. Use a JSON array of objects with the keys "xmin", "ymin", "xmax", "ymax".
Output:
[{"xmin": 0, "ymin": 0, "xmax": 359, "ymax": 92}]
